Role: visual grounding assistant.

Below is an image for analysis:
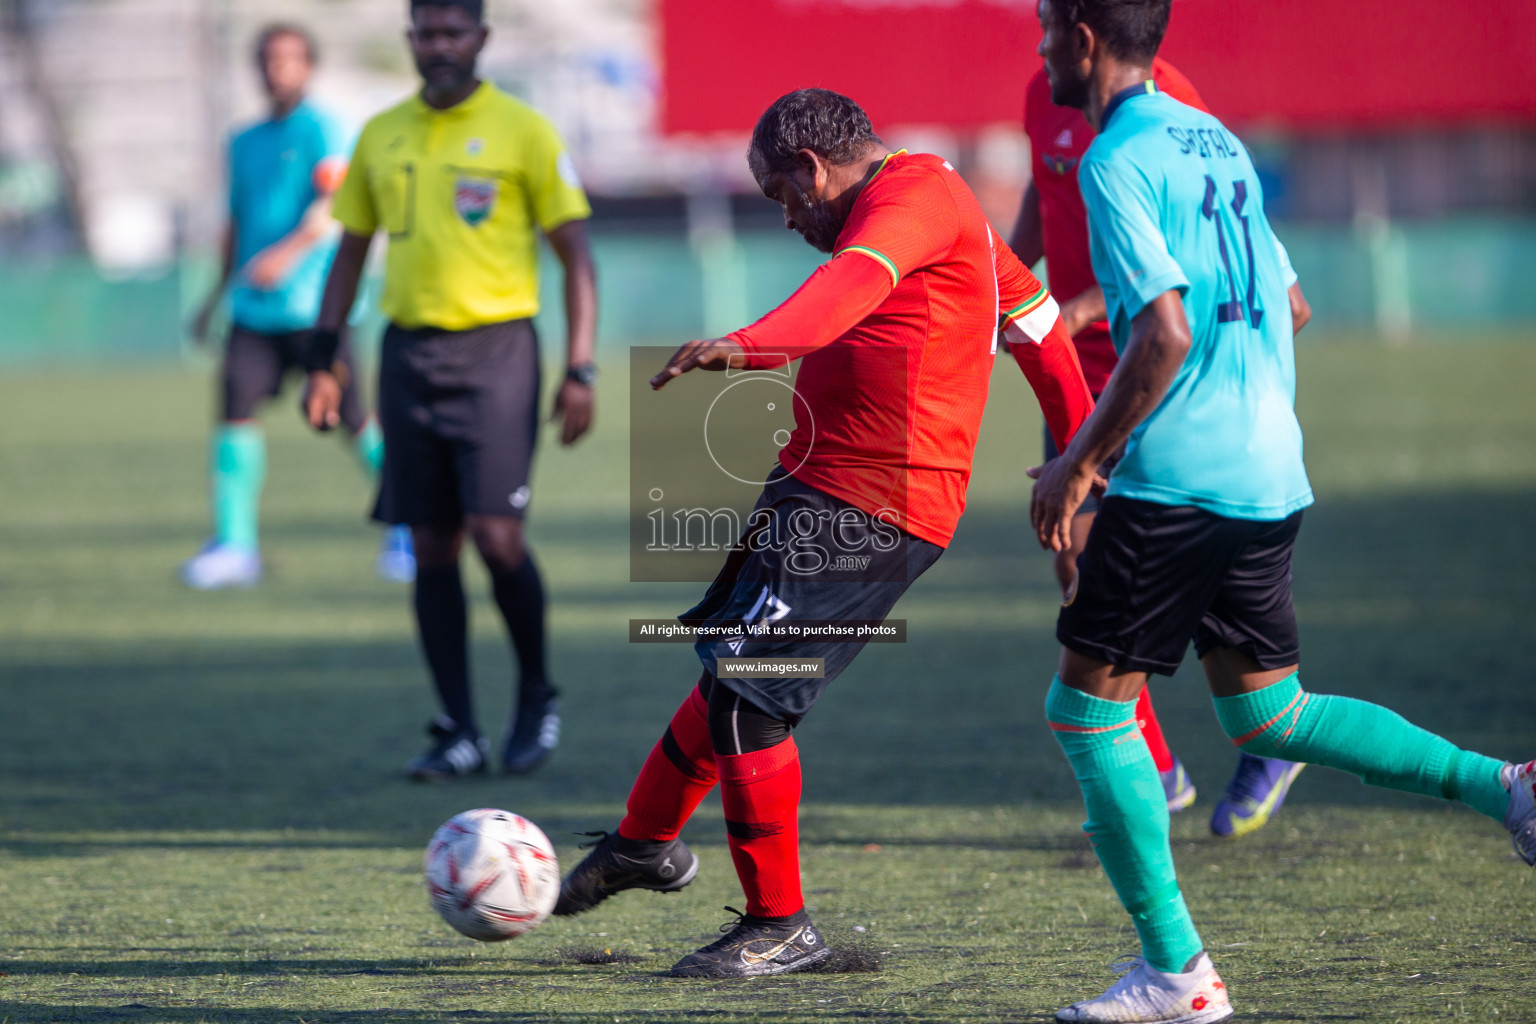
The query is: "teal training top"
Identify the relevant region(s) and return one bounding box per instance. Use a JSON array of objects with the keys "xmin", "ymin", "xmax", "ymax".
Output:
[
  {"xmin": 227, "ymin": 100, "xmax": 346, "ymax": 334},
  {"xmin": 1080, "ymin": 82, "xmax": 1312, "ymax": 521}
]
